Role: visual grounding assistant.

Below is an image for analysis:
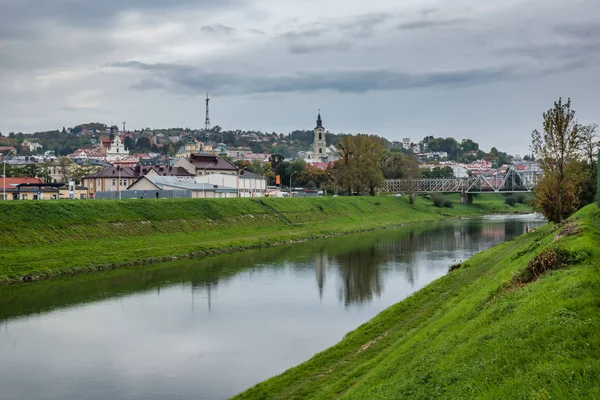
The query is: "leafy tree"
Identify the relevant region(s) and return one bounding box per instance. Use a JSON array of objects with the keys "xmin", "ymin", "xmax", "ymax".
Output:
[
  {"xmin": 422, "ymin": 166, "xmax": 454, "ymax": 179},
  {"xmin": 532, "ymin": 98, "xmax": 586, "ymax": 222},
  {"xmin": 58, "ymin": 156, "xmax": 73, "ymax": 183},
  {"xmin": 136, "ymin": 137, "xmax": 152, "ymax": 151},
  {"xmin": 400, "ymin": 154, "xmax": 421, "ymax": 204},
  {"xmin": 334, "ymin": 135, "xmax": 384, "ymax": 196},
  {"xmin": 381, "ymin": 151, "xmax": 405, "ymax": 179},
  {"xmin": 269, "ymin": 154, "xmax": 285, "ymax": 169},
  {"xmin": 460, "ymin": 139, "xmax": 479, "ymax": 152}
]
